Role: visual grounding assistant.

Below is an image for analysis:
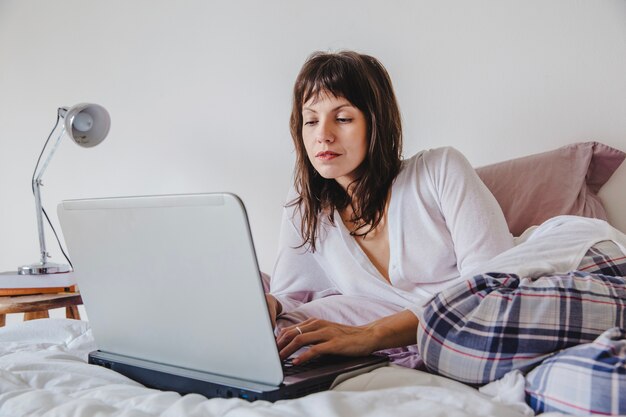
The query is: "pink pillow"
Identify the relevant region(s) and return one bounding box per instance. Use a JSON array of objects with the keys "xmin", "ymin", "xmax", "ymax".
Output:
[{"xmin": 476, "ymin": 142, "xmax": 625, "ymax": 236}]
